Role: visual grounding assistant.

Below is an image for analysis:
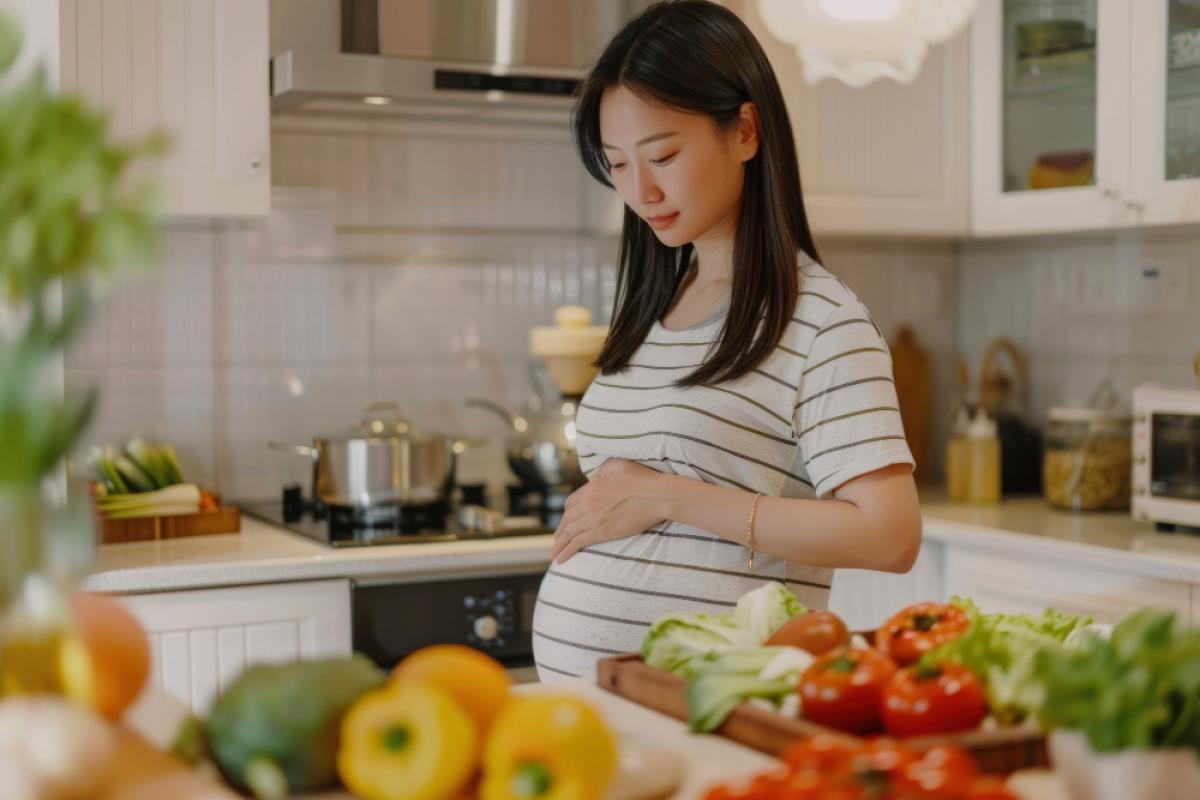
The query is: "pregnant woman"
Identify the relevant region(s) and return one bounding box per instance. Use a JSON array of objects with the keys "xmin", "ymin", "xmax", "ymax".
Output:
[{"xmin": 532, "ymin": 0, "xmax": 922, "ymax": 682}]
